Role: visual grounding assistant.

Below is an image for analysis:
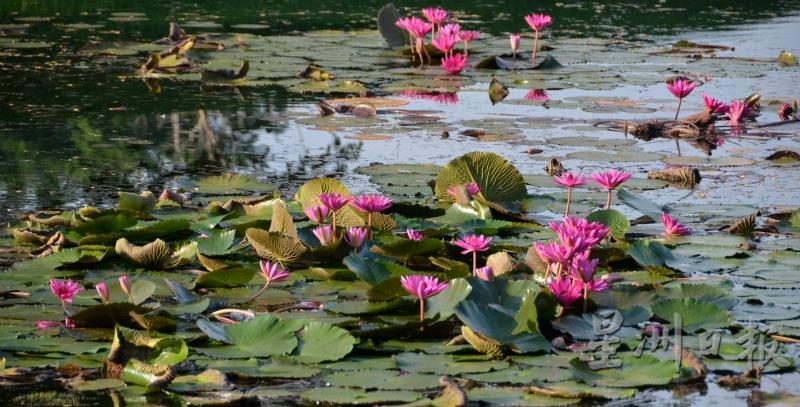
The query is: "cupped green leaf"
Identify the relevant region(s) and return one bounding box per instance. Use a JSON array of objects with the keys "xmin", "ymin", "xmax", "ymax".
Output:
[{"xmin": 435, "ymin": 151, "xmax": 527, "ymax": 204}]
